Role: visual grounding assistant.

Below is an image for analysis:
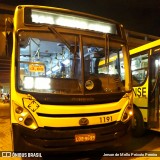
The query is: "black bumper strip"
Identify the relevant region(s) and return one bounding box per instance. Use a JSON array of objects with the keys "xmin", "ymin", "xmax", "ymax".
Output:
[{"xmin": 37, "ymin": 109, "xmax": 121, "ymax": 118}]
